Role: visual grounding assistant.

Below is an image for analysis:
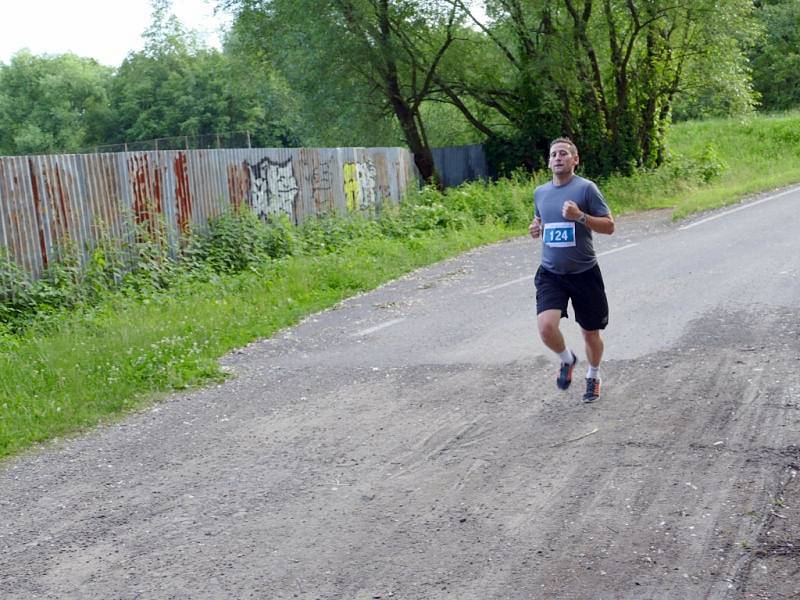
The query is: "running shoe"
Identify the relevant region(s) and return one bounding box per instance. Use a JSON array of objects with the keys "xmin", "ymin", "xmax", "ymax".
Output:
[
  {"xmin": 583, "ymin": 377, "xmax": 601, "ymax": 403},
  {"xmin": 556, "ymin": 351, "xmax": 578, "ymax": 390}
]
